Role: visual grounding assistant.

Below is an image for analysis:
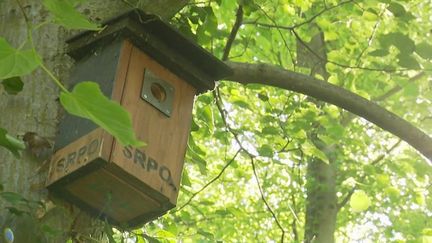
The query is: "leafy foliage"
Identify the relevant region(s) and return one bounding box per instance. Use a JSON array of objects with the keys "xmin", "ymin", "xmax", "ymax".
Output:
[
  {"xmin": 60, "ymin": 82, "xmax": 145, "ymax": 147},
  {"xmin": 0, "ymin": 0, "xmax": 431, "ymax": 242}
]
